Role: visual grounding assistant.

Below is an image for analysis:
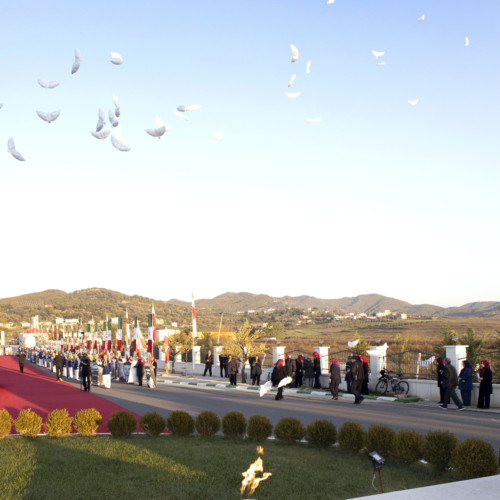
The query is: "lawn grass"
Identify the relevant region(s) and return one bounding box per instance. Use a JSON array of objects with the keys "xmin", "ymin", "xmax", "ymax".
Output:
[{"xmin": 0, "ymin": 436, "xmax": 453, "ymax": 499}]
